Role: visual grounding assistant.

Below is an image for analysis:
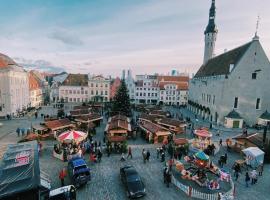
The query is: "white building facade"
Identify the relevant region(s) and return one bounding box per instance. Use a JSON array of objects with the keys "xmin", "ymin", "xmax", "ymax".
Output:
[
  {"xmin": 59, "ymin": 74, "xmax": 89, "ymax": 103},
  {"xmin": 159, "ymin": 82, "xmax": 188, "ymax": 106},
  {"xmin": 134, "ymin": 75, "xmax": 159, "ymax": 104},
  {"xmin": 88, "ymin": 75, "xmax": 110, "ymax": 102},
  {"xmin": 0, "ymin": 53, "xmax": 29, "ymax": 117}
]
